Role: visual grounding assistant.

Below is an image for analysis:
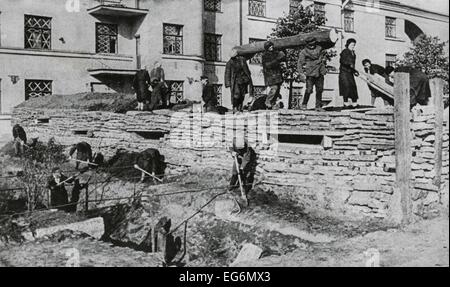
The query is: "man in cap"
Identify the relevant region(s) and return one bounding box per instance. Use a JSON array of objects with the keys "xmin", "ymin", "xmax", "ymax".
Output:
[
  {"xmin": 262, "ymin": 41, "xmax": 285, "ymax": 109},
  {"xmin": 229, "ymin": 137, "xmax": 257, "ymax": 201},
  {"xmin": 297, "ymin": 36, "xmax": 328, "ymax": 111},
  {"xmin": 225, "ymin": 48, "xmax": 253, "ymax": 113}
]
